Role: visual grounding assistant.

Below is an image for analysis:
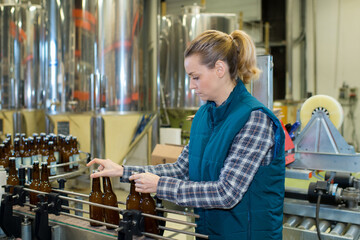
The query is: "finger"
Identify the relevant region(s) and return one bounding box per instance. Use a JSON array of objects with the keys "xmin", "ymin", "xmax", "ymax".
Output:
[
  {"xmin": 90, "ymin": 170, "xmax": 106, "ymax": 178},
  {"xmin": 87, "ymin": 158, "xmax": 104, "ymax": 167},
  {"xmin": 129, "ymin": 173, "xmax": 142, "ymax": 181}
]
